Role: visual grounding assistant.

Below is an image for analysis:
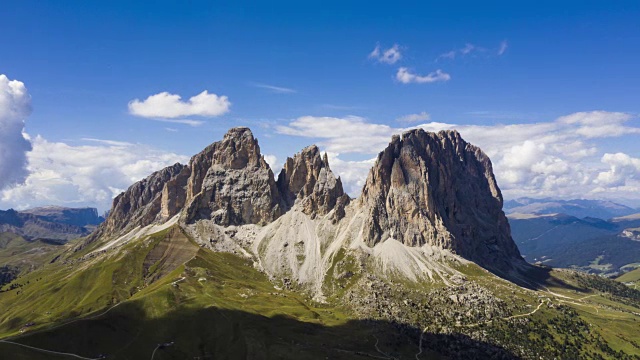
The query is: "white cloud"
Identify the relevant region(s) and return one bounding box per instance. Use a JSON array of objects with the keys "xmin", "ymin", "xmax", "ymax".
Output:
[
  {"xmin": 151, "ymin": 118, "xmax": 205, "ymax": 127},
  {"xmin": 595, "ymin": 153, "xmax": 640, "ymax": 187},
  {"xmin": 437, "ymin": 41, "xmax": 511, "ymax": 60},
  {"xmin": 0, "ymin": 74, "xmax": 33, "ymax": 190},
  {"xmin": 369, "ymin": 43, "xmax": 402, "ymax": 64},
  {"xmin": 396, "ymin": 111, "xmax": 431, "ymax": 123},
  {"xmin": 325, "ymin": 152, "xmax": 376, "ymax": 196},
  {"xmin": 396, "ymin": 68, "xmax": 451, "ymax": 84},
  {"xmin": 0, "ymin": 136, "xmax": 188, "ymax": 212},
  {"xmin": 438, "ymin": 51, "xmax": 456, "ymax": 60},
  {"xmin": 253, "ymin": 83, "xmax": 297, "ymax": 94},
  {"xmin": 276, "ymin": 116, "xmax": 394, "ymax": 153},
  {"xmin": 275, "ymin": 111, "xmax": 640, "ymax": 202},
  {"xmin": 557, "ymin": 111, "xmax": 640, "ymax": 138},
  {"xmin": 498, "ymin": 40, "xmax": 508, "ymax": 56},
  {"xmin": 437, "ymin": 43, "xmax": 483, "ymax": 61},
  {"xmin": 461, "ymin": 43, "xmax": 476, "ymax": 55},
  {"xmin": 263, "ymin": 154, "xmax": 280, "ymax": 174},
  {"xmin": 128, "ymin": 90, "xmax": 230, "ymax": 119},
  {"xmin": 80, "ymin": 138, "xmax": 135, "ymax": 147}
]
